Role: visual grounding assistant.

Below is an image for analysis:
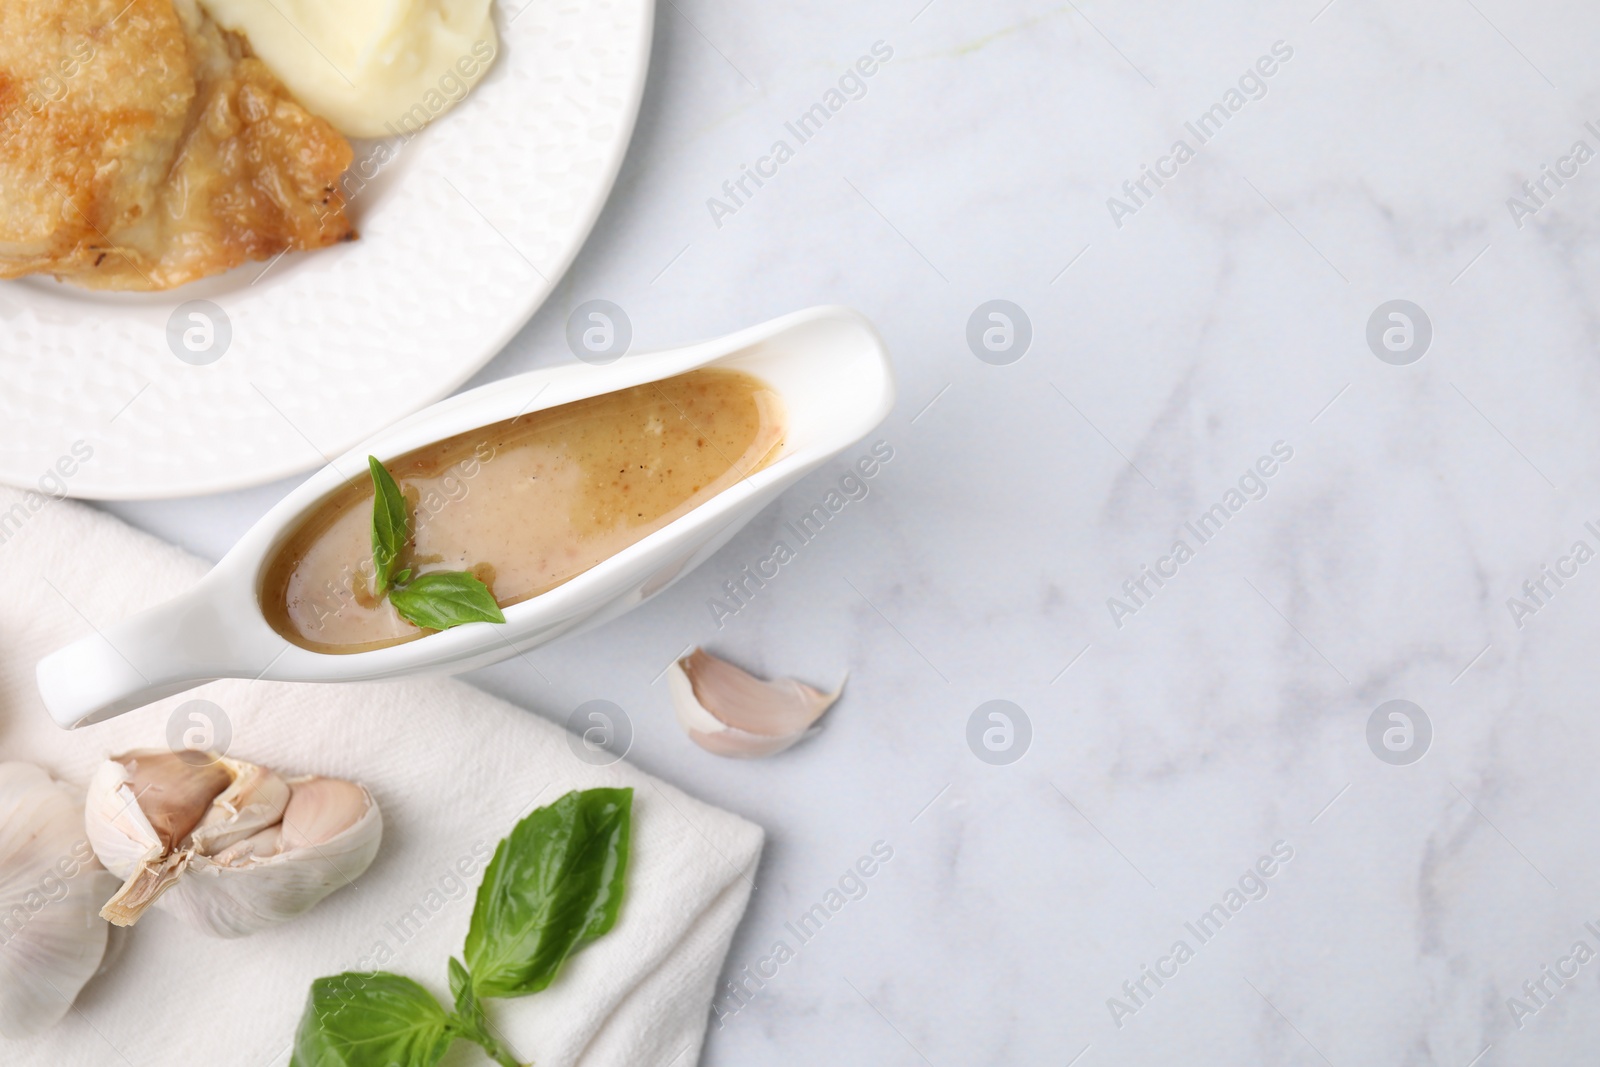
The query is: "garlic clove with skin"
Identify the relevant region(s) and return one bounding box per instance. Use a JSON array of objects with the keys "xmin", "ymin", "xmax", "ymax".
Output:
[
  {"xmin": 168, "ymin": 775, "xmax": 382, "ymax": 938},
  {"xmin": 85, "ymin": 753, "xmax": 382, "ymax": 938},
  {"xmin": 84, "ymin": 756, "xmax": 176, "ymax": 880},
  {"xmin": 98, "ymin": 755, "xmax": 293, "ymax": 925},
  {"xmin": 190, "ymin": 760, "xmax": 291, "ymax": 855},
  {"xmin": 213, "ymin": 825, "xmax": 282, "ymax": 868},
  {"xmin": 0, "ymin": 762, "xmax": 118, "ymax": 1039},
  {"xmin": 84, "ymin": 752, "xmax": 218, "ymax": 929},
  {"xmin": 278, "ymin": 777, "xmax": 366, "ymax": 851},
  {"xmin": 668, "ymin": 647, "xmax": 844, "ymax": 758},
  {"xmin": 119, "ymin": 750, "xmax": 231, "ymax": 851}
]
